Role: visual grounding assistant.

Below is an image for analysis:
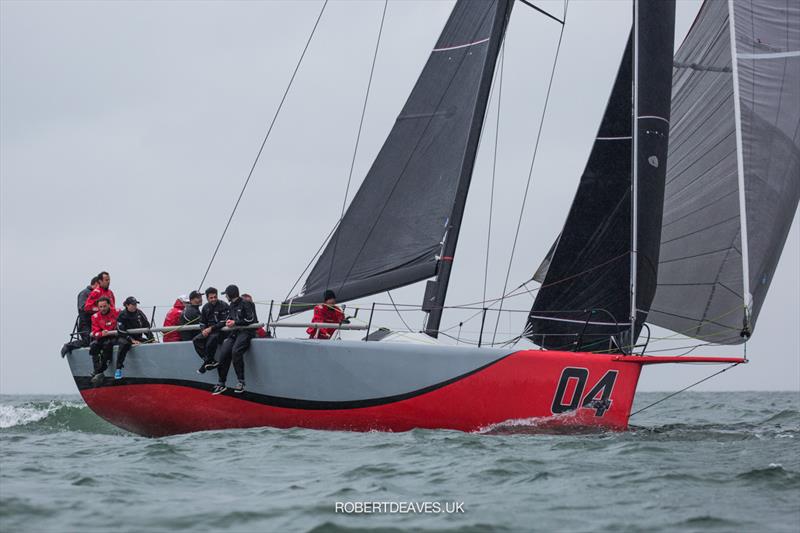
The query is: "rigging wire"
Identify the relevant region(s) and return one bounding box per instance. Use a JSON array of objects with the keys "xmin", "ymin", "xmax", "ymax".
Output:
[
  {"xmin": 326, "ymin": 0, "xmax": 389, "ymax": 290},
  {"xmin": 483, "ymin": 43, "xmax": 505, "ymax": 308},
  {"xmin": 197, "ymin": 0, "xmax": 329, "ymax": 290},
  {"xmin": 387, "ymin": 291, "xmax": 414, "ymax": 332},
  {"xmin": 491, "ymin": 0, "xmax": 569, "ymax": 343},
  {"xmin": 629, "ymin": 363, "xmax": 741, "ymax": 417}
]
